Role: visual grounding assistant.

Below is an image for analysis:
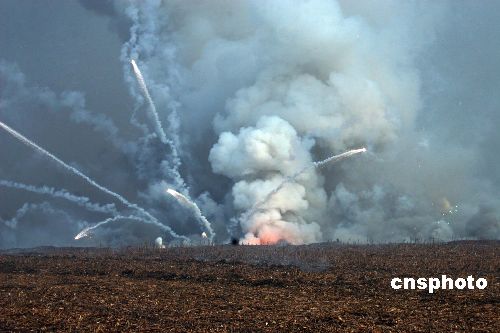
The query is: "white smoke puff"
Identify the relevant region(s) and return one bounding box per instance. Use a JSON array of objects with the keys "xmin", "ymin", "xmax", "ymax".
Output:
[
  {"xmin": 155, "ymin": 236, "xmax": 165, "ymax": 249},
  {"xmin": 209, "ymin": 116, "xmax": 314, "ymax": 178}
]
